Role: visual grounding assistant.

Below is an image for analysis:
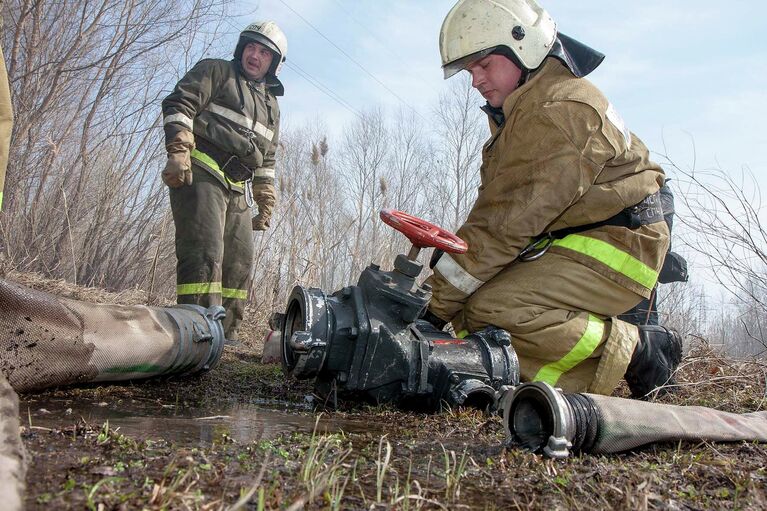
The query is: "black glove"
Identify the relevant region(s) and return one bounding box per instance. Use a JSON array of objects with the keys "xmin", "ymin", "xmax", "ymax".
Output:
[
  {"xmin": 420, "ymin": 308, "xmax": 447, "ymax": 330},
  {"xmin": 429, "ymin": 249, "xmax": 444, "ymax": 269}
]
